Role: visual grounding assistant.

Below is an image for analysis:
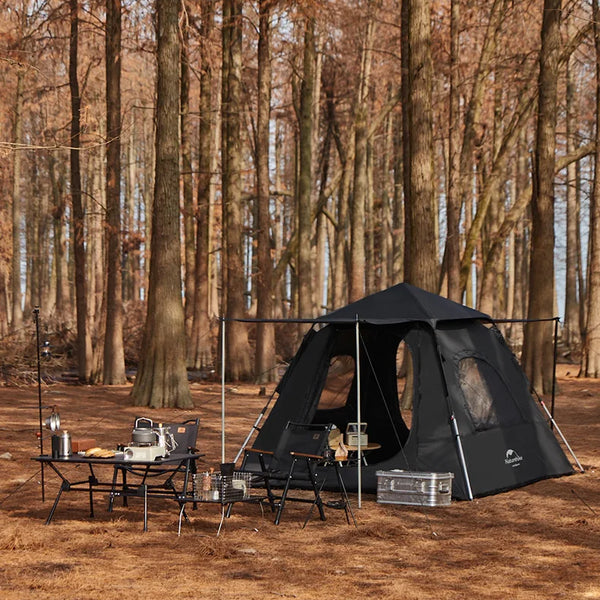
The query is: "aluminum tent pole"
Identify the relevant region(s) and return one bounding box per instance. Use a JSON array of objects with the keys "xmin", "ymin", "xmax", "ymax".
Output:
[
  {"xmin": 537, "ymin": 395, "xmax": 584, "ymax": 472},
  {"xmin": 551, "ymin": 317, "xmax": 559, "ymax": 425},
  {"xmin": 221, "ymin": 317, "xmax": 226, "ymax": 464},
  {"xmin": 355, "ymin": 316, "xmax": 362, "ymax": 509}
]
